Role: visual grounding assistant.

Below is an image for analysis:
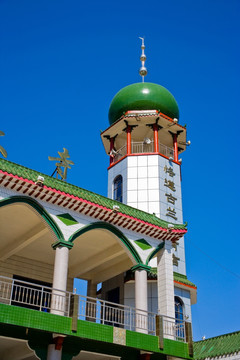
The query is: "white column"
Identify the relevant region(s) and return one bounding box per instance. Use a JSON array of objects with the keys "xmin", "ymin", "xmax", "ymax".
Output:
[
  {"xmin": 52, "ymin": 246, "xmax": 69, "ymax": 292},
  {"xmin": 47, "ymin": 246, "xmax": 70, "ymax": 360},
  {"xmin": 135, "ymin": 269, "xmax": 148, "ymax": 333},
  {"xmin": 157, "ymin": 240, "xmax": 175, "ymax": 339},
  {"xmin": 47, "ymin": 345, "xmax": 62, "ymax": 360},
  {"xmin": 51, "ymin": 246, "xmax": 69, "ymax": 315},
  {"xmin": 135, "ymin": 270, "xmax": 148, "ymax": 312}
]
